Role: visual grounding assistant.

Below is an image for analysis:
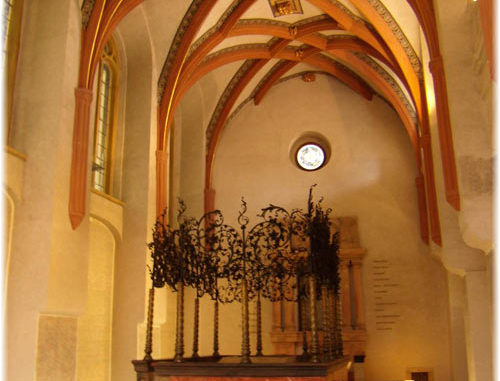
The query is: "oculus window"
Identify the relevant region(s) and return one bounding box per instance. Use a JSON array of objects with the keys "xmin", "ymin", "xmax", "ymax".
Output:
[
  {"xmin": 290, "ymin": 132, "xmax": 331, "ymax": 171},
  {"xmin": 296, "ymin": 143, "xmax": 326, "ymax": 171}
]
